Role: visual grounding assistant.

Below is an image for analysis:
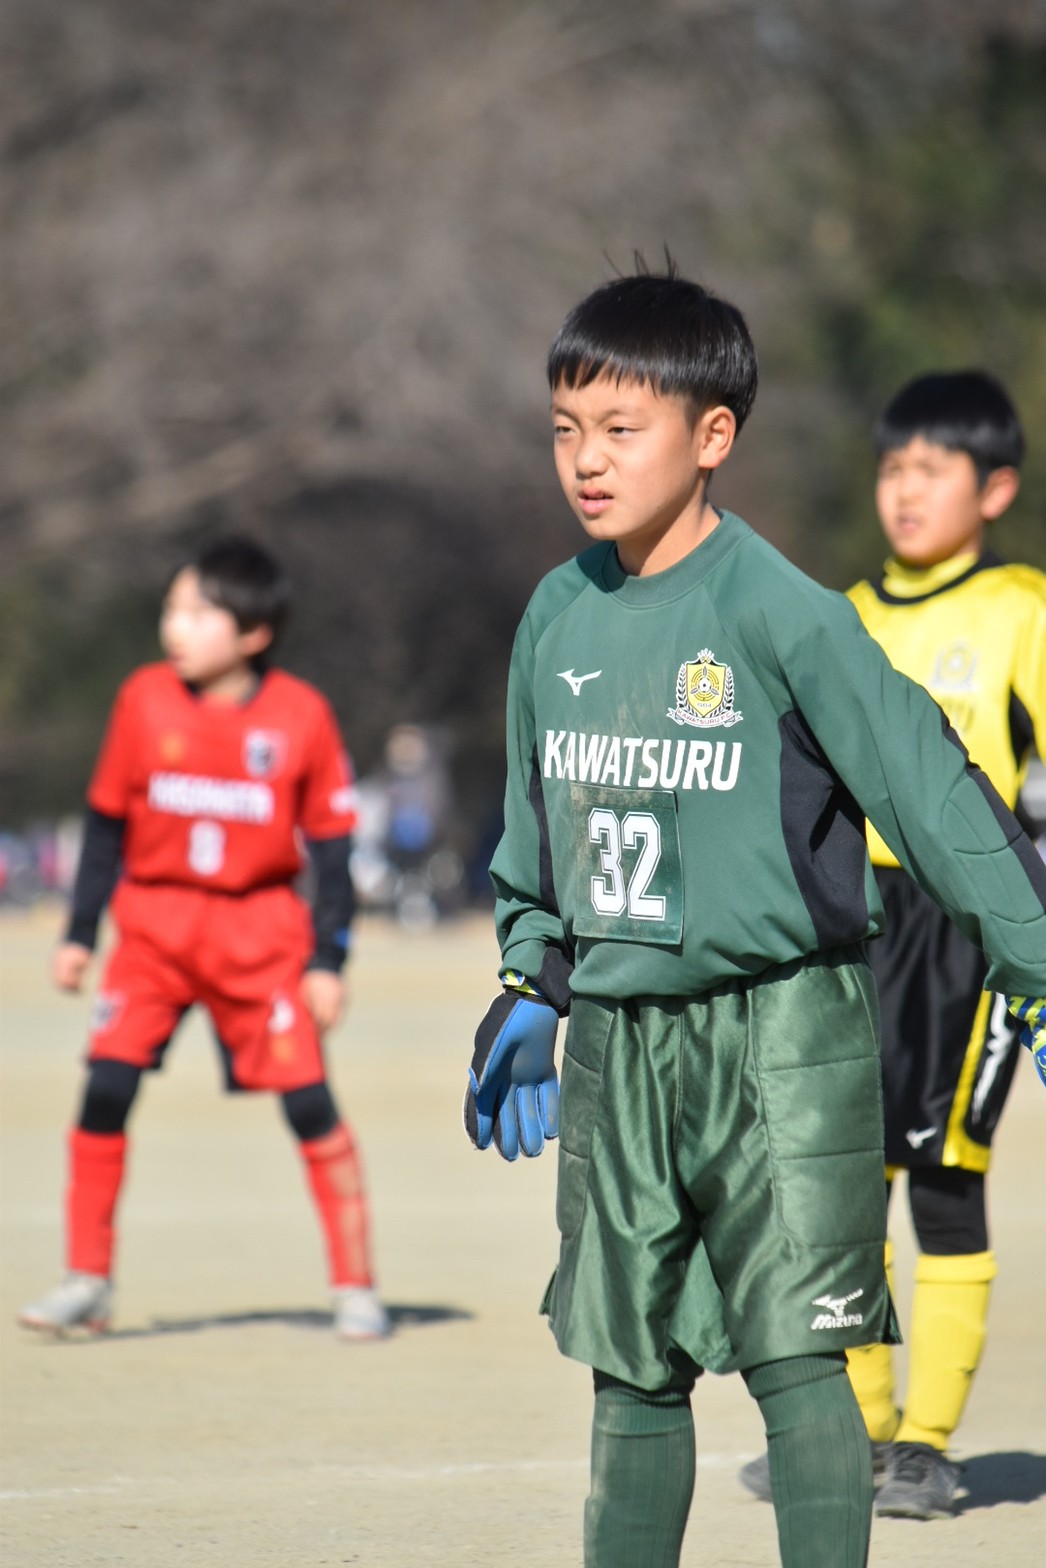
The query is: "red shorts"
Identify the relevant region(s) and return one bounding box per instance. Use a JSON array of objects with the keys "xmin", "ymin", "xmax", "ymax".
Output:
[{"xmin": 87, "ymin": 881, "xmax": 325, "ymax": 1092}]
